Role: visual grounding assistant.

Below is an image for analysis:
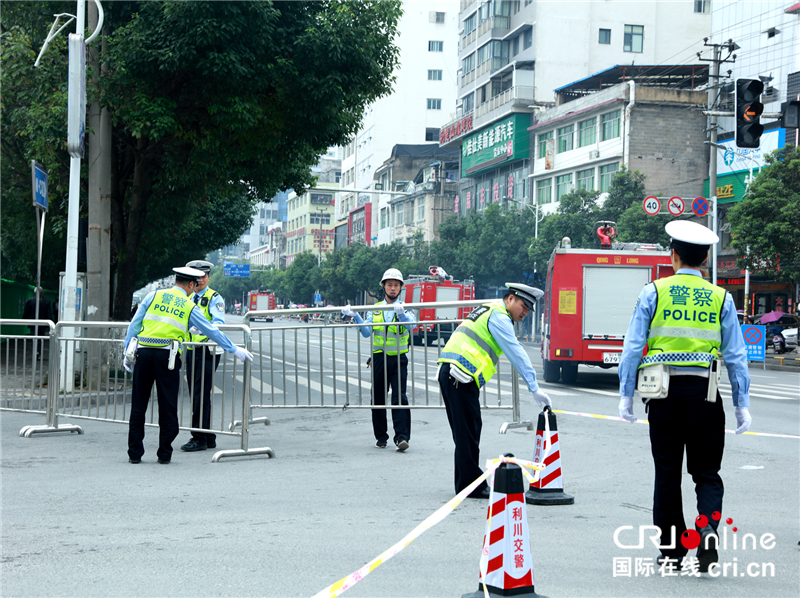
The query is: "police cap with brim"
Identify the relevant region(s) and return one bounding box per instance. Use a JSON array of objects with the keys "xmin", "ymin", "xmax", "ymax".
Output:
[
  {"xmin": 665, "ymin": 220, "xmax": 719, "ymax": 252},
  {"xmin": 505, "ymin": 282, "xmax": 544, "ymax": 310},
  {"xmin": 173, "ymin": 266, "xmax": 205, "ymax": 283},
  {"xmin": 185, "ymin": 259, "xmax": 213, "ymax": 273}
]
